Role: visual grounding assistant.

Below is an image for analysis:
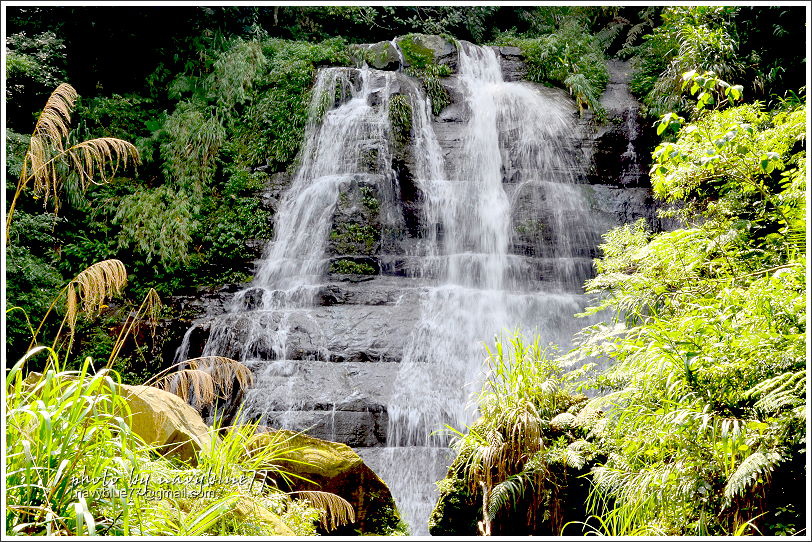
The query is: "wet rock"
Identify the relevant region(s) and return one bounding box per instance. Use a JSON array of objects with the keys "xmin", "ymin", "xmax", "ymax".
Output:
[
  {"xmin": 590, "ymin": 60, "xmax": 650, "ymax": 187},
  {"xmin": 497, "ymin": 45, "xmax": 527, "ymax": 82},
  {"xmin": 120, "ymin": 384, "xmax": 212, "ymax": 464},
  {"xmin": 239, "ymin": 287, "xmax": 266, "ymax": 311}
]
